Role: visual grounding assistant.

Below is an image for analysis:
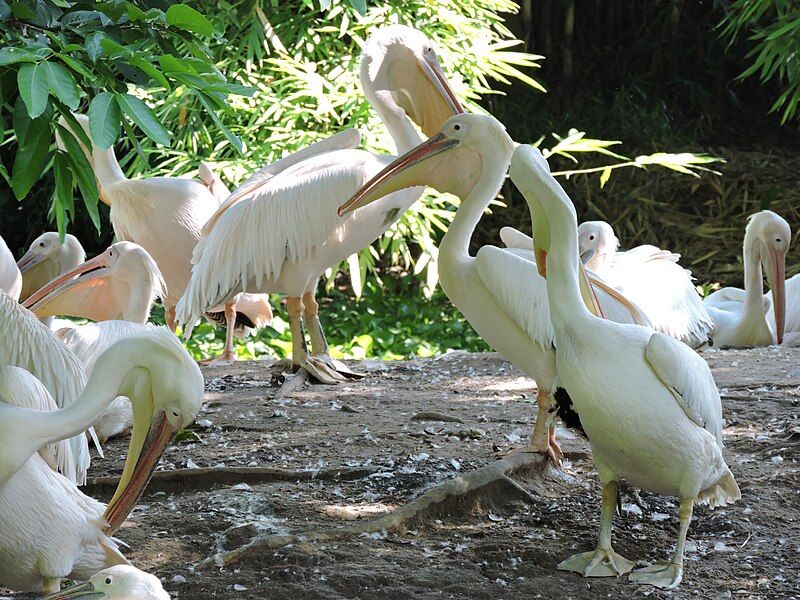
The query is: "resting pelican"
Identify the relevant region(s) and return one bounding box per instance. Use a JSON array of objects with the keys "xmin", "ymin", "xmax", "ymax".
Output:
[
  {"xmin": 510, "ymin": 144, "xmax": 739, "ymax": 589},
  {"xmin": 0, "ymin": 289, "xmax": 91, "ymax": 483},
  {"xmin": 703, "ymin": 210, "xmax": 789, "ymax": 347},
  {"xmin": 339, "ymin": 114, "xmax": 650, "ymax": 458},
  {"xmin": 56, "ymin": 116, "xmax": 269, "ymax": 363},
  {"xmin": 176, "ymin": 25, "xmax": 464, "ymax": 383},
  {"xmin": 0, "ymin": 328, "xmax": 203, "ymax": 593},
  {"xmin": 0, "ymin": 234, "xmax": 22, "ymax": 300},
  {"xmin": 17, "ymin": 232, "xmax": 85, "ymax": 302},
  {"xmin": 770, "ymin": 273, "xmax": 799, "ymax": 346},
  {"xmin": 43, "ymin": 565, "xmax": 169, "ymax": 599}
]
